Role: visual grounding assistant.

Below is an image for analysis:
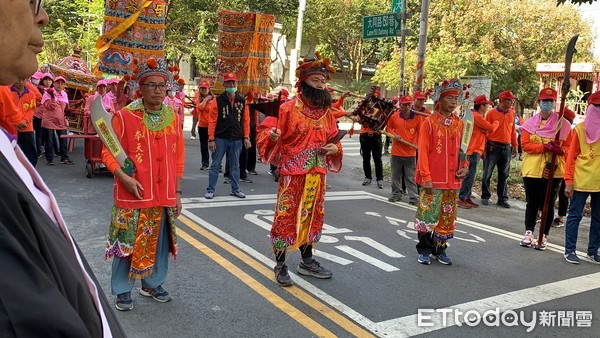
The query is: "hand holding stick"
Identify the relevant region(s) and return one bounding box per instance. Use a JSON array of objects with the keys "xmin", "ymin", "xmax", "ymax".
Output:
[{"xmin": 382, "ymin": 131, "xmax": 418, "ymax": 150}]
